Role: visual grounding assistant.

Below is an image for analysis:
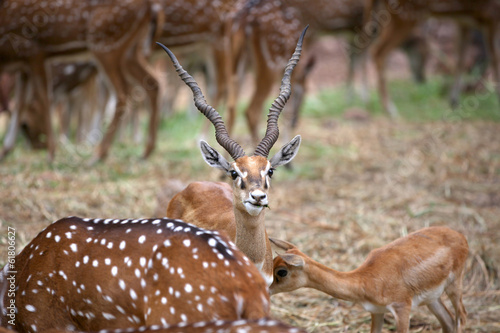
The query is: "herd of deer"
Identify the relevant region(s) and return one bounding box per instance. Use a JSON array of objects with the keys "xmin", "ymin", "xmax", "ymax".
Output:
[
  {"xmin": 3, "ymin": 0, "xmax": 494, "ymax": 332},
  {"xmin": 1, "ymin": 18, "xmax": 474, "ymax": 333},
  {"xmin": 1, "ymin": 0, "xmax": 499, "ymax": 163}
]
